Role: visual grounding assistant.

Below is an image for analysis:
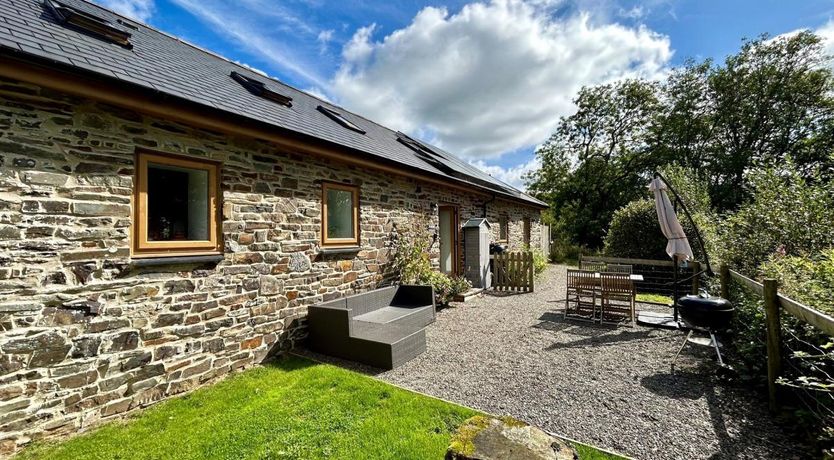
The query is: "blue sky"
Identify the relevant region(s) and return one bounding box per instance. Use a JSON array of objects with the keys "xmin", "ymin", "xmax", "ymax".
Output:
[{"xmin": 98, "ymin": 0, "xmax": 834, "ymax": 189}]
